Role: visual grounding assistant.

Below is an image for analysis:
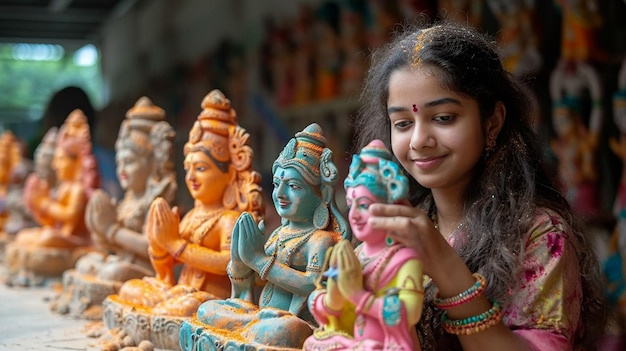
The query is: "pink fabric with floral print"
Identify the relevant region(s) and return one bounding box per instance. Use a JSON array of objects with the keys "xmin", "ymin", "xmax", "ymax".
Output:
[{"xmin": 503, "ymin": 209, "xmax": 583, "ymax": 350}]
